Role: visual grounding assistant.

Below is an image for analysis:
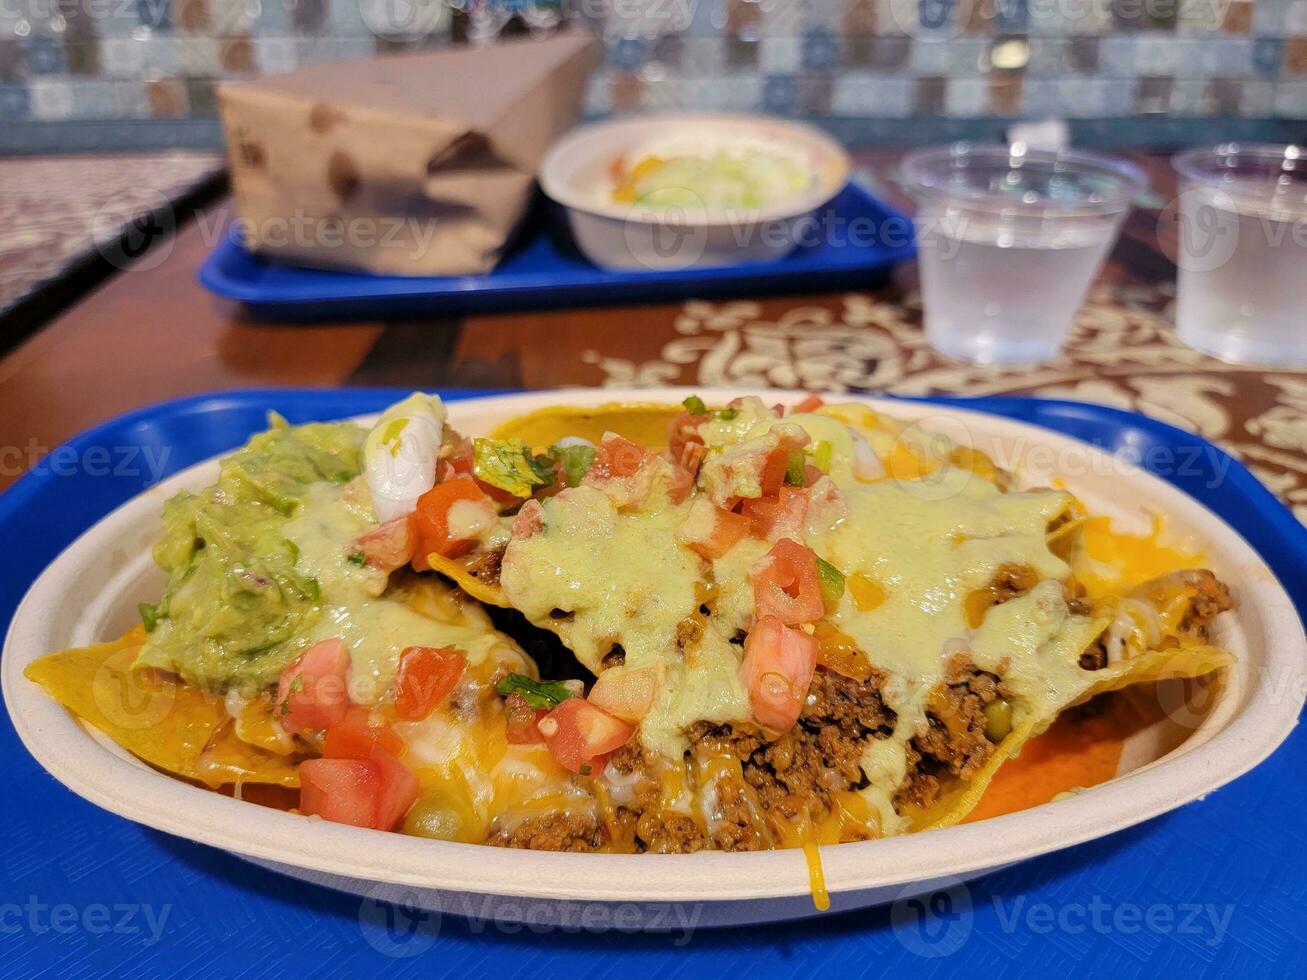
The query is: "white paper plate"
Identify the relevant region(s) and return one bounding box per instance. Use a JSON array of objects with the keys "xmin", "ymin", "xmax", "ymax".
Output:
[{"xmin": 4, "ymin": 389, "xmax": 1303, "ymax": 928}]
